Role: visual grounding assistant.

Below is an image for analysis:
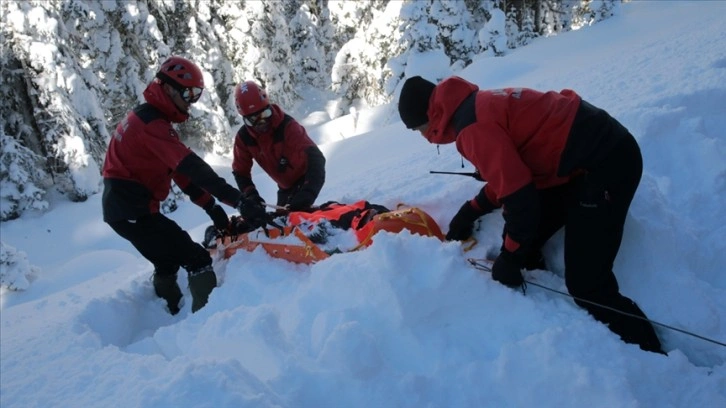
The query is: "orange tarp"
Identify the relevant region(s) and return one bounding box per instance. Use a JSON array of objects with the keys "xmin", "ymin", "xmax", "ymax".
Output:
[{"xmin": 209, "ymin": 206, "xmax": 444, "ymax": 264}]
